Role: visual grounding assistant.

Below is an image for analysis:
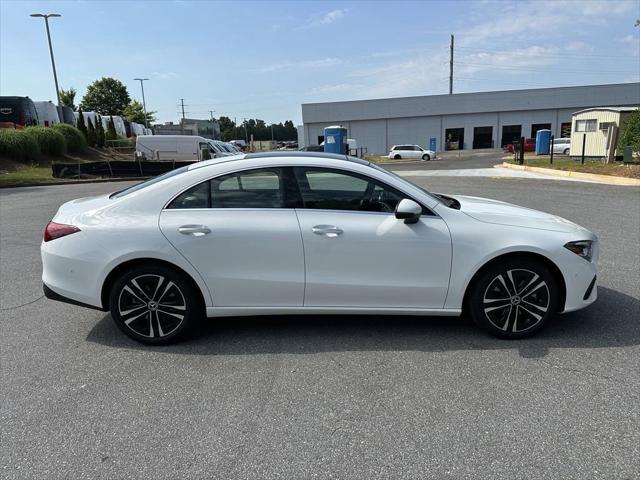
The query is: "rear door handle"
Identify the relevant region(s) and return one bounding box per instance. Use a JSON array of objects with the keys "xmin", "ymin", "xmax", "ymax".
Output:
[
  {"xmin": 312, "ymin": 225, "xmax": 343, "ymax": 237},
  {"xmin": 178, "ymin": 224, "xmax": 211, "ymax": 236}
]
